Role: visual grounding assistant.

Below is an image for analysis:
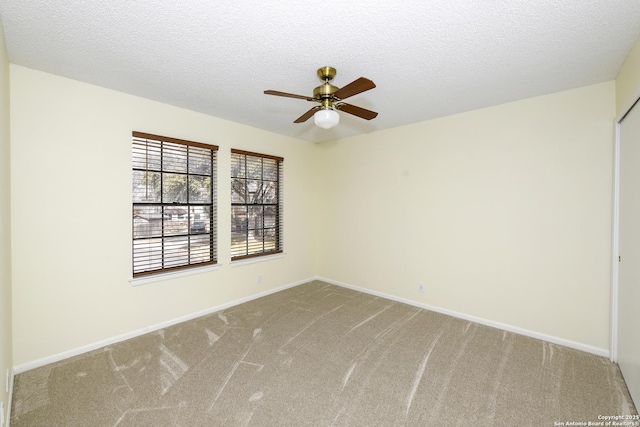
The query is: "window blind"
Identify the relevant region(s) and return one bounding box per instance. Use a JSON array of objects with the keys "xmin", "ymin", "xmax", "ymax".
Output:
[
  {"xmin": 231, "ymin": 149, "xmax": 283, "ymax": 261},
  {"xmin": 132, "ymin": 132, "xmax": 218, "ymax": 276}
]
